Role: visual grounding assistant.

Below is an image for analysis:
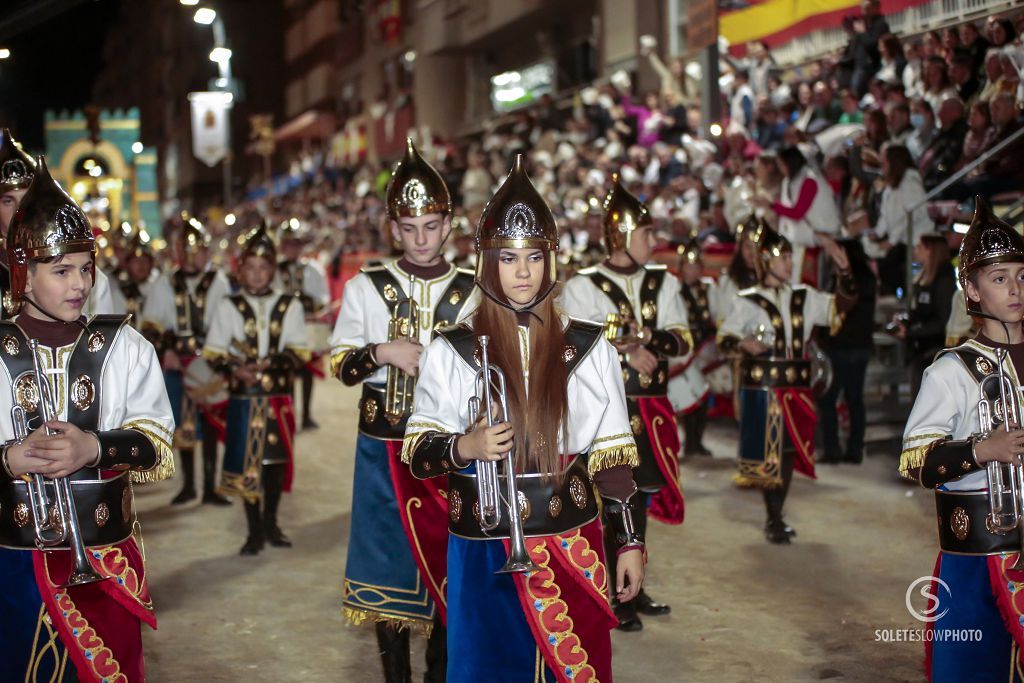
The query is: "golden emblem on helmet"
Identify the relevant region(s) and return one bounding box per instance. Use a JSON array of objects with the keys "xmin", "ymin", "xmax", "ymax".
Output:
[
  {"xmin": 70, "ymin": 374, "xmax": 95, "ymax": 411},
  {"xmin": 449, "ymin": 488, "xmax": 462, "ymax": 522},
  {"xmin": 386, "ymin": 138, "xmax": 451, "ymax": 220},
  {"xmin": 1, "ymin": 335, "xmax": 18, "ymax": 356},
  {"xmin": 602, "ymin": 173, "xmax": 652, "ymax": 253},
  {"xmin": 87, "ymin": 331, "xmax": 105, "ymax": 352},
  {"xmin": 568, "ymin": 476, "xmax": 588, "ymax": 509},
  {"xmin": 13, "ymin": 372, "xmax": 38, "ymax": 411},
  {"xmin": 95, "ymin": 502, "xmax": 110, "ymax": 528},
  {"xmin": 951, "ymin": 506, "xmax": 970, "ymax": 541},
  {"xmin": 958, "ymin": 197, "xmax": 1024, "ymax": 320}
]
